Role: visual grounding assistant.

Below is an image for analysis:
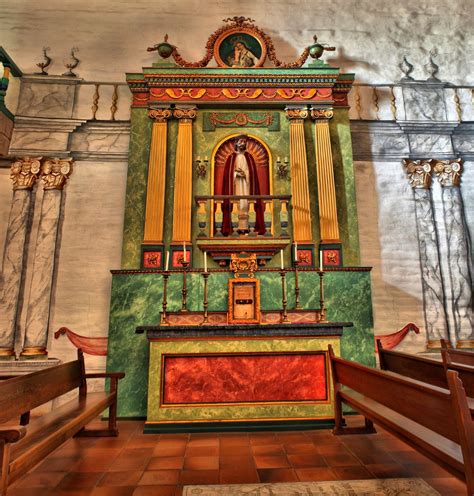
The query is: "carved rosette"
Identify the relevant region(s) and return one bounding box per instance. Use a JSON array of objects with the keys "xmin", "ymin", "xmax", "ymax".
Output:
[
  {"xmin": 433, "ymin": 159, "xmax": 462, "ymax": 187},
  {"xmin": 10, "ymin": 157, "xmax": 42, "ymax": 190},
  {"xmin": 285, "ymin": 107, "xmax": 308, "ymax": 121},
  {"xmin": 173, "ymin": 107, "xmax": 197, "ymax": 123},
  {"xmin": 403, "ymin": 159, "xmax": 433, "ymax": 189},
  {"xmin": 148, "ymin": 108, "xmax": 172, "ymax": 122},
  {"xmin": 310, "ymin": 107, "xmax": 334, "ymax": 120},
  {"xmin": 41, "ymin": 158, "xmax": 73, "ymax": 190}
]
